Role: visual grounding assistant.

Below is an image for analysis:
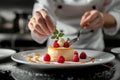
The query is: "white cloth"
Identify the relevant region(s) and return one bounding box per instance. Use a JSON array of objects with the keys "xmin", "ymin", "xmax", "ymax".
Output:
[{"xmin": 31, "ymin": 0, "xmax": 120, "ymax": 51}]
